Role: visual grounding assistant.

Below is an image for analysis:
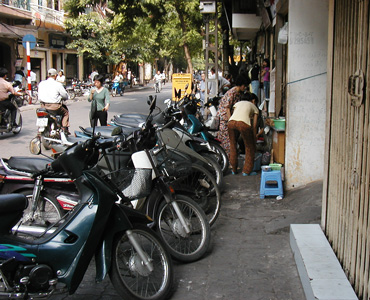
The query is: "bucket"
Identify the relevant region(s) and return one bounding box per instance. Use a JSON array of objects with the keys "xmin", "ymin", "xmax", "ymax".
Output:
[{"xmin": 273, "ymin": 119, "xmax": 285, "ymax": 130}]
